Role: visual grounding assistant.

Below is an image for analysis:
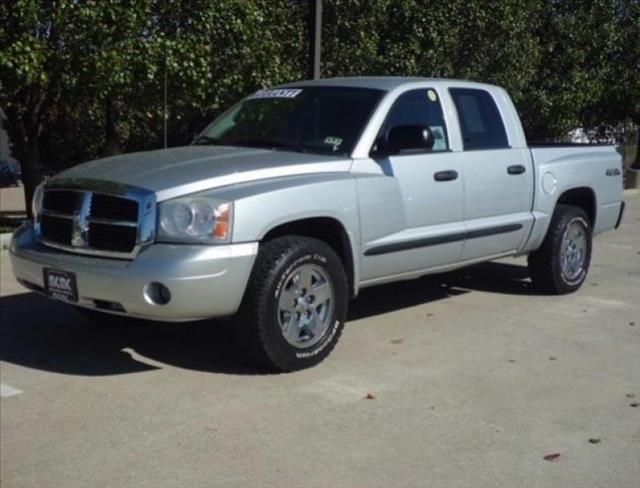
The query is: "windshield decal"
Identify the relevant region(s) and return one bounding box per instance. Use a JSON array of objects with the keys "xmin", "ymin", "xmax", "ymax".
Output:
[
  {"xmin": 248, "ymin": 88, "xmax": 303, "ymax": 100},
  {"xmin": 324, "ymin": 136, "xmax": 343, "ymax": 151}
]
